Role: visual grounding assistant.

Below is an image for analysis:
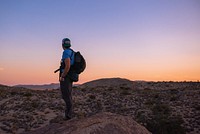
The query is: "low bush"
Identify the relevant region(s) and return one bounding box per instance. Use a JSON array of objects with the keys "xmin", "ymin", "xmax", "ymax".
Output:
[
  {"xmin": 146, "ymin": 103, "xmax": 185, "ymax": 134},
  {"xmin": 146, "ymin": 115, "xmax": 185, "ymax": 134}
]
